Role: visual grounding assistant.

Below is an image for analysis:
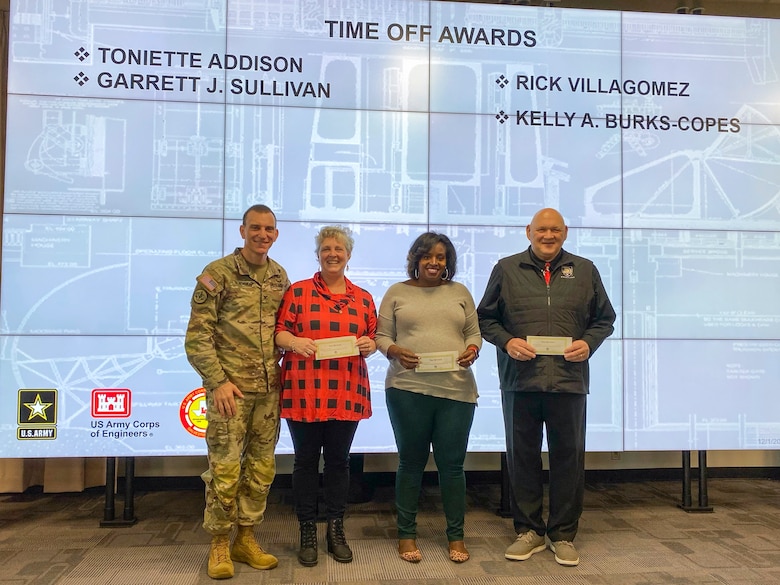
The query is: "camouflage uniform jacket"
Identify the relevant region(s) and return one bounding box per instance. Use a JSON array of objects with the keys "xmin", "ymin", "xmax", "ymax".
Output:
[{"xmin": 185, "ymin": 248, "xmax": 290, "ymax": 393}]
